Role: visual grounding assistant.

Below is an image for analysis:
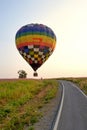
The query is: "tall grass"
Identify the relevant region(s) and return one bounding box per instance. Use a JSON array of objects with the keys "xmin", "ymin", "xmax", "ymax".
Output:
[{"xmin": 0, "ymin": 79, "xmax": 58, "ymax": 130}]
